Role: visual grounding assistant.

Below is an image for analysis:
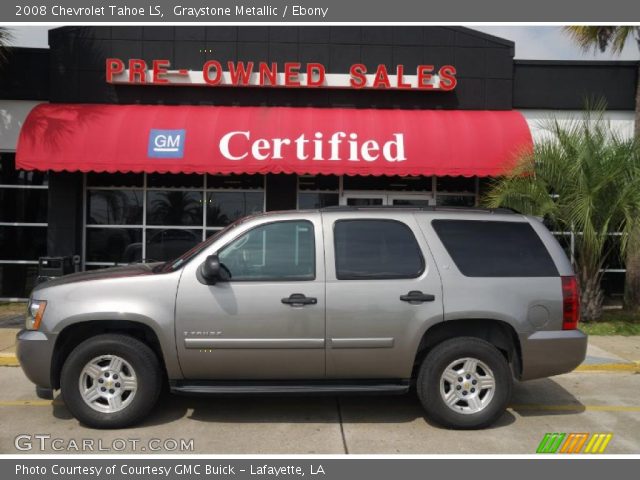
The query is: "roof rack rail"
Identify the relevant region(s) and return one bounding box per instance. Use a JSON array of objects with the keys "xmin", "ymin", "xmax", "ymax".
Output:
[{"xmin": 319, "ymin": 206, "xmax": 519, "ymax": 214}]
